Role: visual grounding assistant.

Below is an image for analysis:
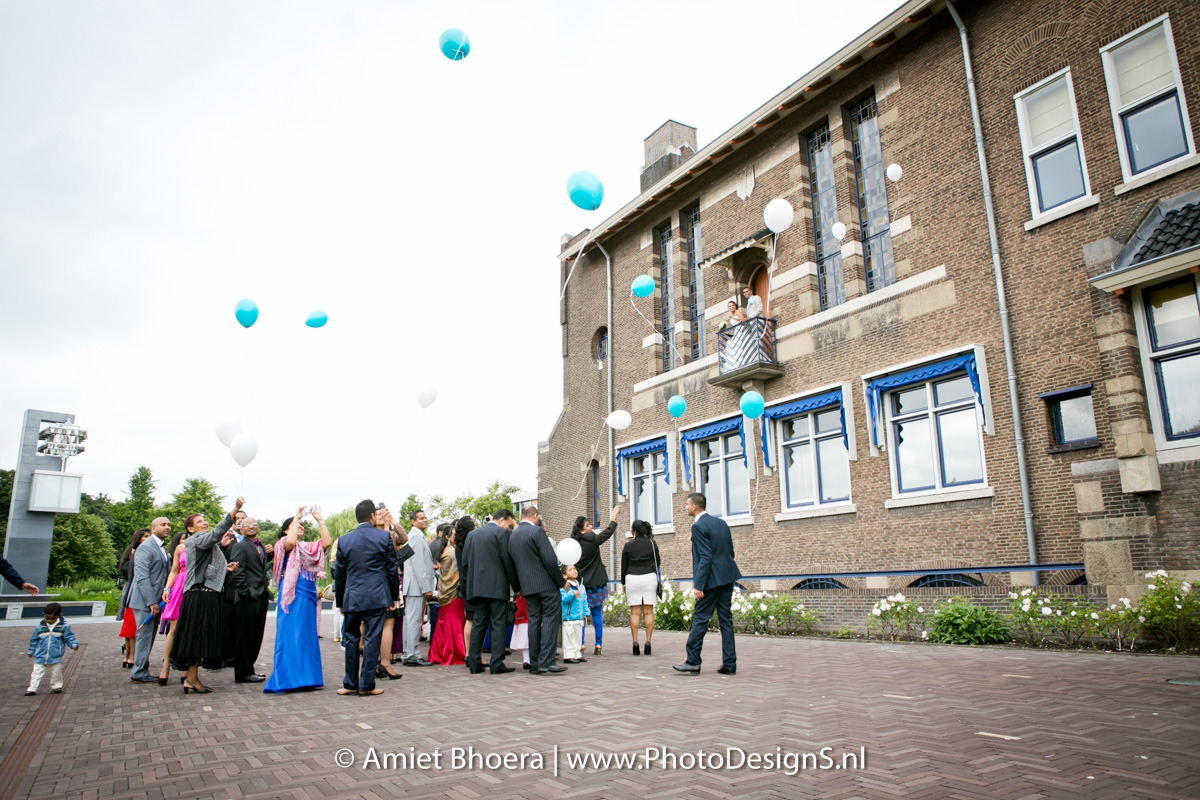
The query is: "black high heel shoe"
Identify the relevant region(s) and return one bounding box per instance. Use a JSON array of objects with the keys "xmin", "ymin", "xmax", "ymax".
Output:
[
  {"xmin": 644, "ymin": 642, "xmax": 651, "ymax": 656},
  {"xmin": 157, "ymin": 677, "xmax": 168, "ymax": 686},
  {"xmin": 633, "ymin": 642, "xmax": 640, "ymax": 656},
  {"xmin": 182, "ymin": 681, "xmax": 212, "ymax": 695}
]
